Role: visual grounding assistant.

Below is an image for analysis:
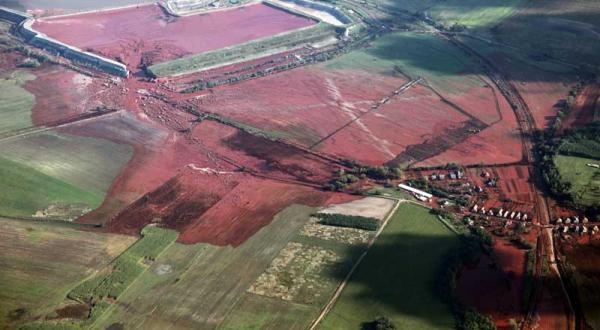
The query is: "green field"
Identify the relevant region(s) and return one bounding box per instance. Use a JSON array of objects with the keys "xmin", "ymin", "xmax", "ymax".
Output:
[
  {"xmin": 92, "ymin": 205, "xmax": 323, "ymax": 329},
  {"xmin": 0, "ymin": 156, "xmax": 103, "ymax": 217},
  {"xmin": 0, "ymin": 131, "xmax": 132, "ymax": 218},
  {"xmin": 555, "ymin": 155, "xmax": 600, "ymax": 206},
  {"xmin": 494, "ymin": 0, "xmax": 600, "ymax": 68},
  {"xmin": 0, "ymin": 70, "xmax": 35, "ymax": 134},
  {"xmin": 0, "ymin": 218, "xmax": 135, "ymax": 328},
  {"xmin": 319, "ymin": 203, "xmax": 459, "ymax": 330},
  {"xmin": 0, "ymin": 131, "xmax": 133, "ymax": 197}
]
